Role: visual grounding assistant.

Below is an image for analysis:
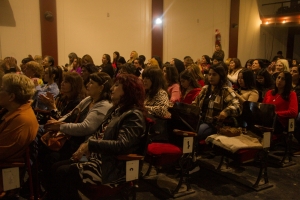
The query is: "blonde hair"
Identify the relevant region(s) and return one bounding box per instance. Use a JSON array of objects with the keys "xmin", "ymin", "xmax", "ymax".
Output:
[
  {"xmin": 147, "ymin": 58, "xmax": 159, "ymax": 68},
  {"xmin": 127, "ymin": 51, "xmax": 139, "ymax": 63},
  {"xmin": 2, "ymin": 73, "xmax": 35, "ymax": 104},
  {"xmin": 276, "ymin": 59, "xmax": 290, "ymax": 72},
  {"xmin": 34, "ymin": 55, "xmax": 43, "ymax": 65},
  {"xmin": 25, "ymin": 61, "xmax": 44, "ymax": 78}
]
